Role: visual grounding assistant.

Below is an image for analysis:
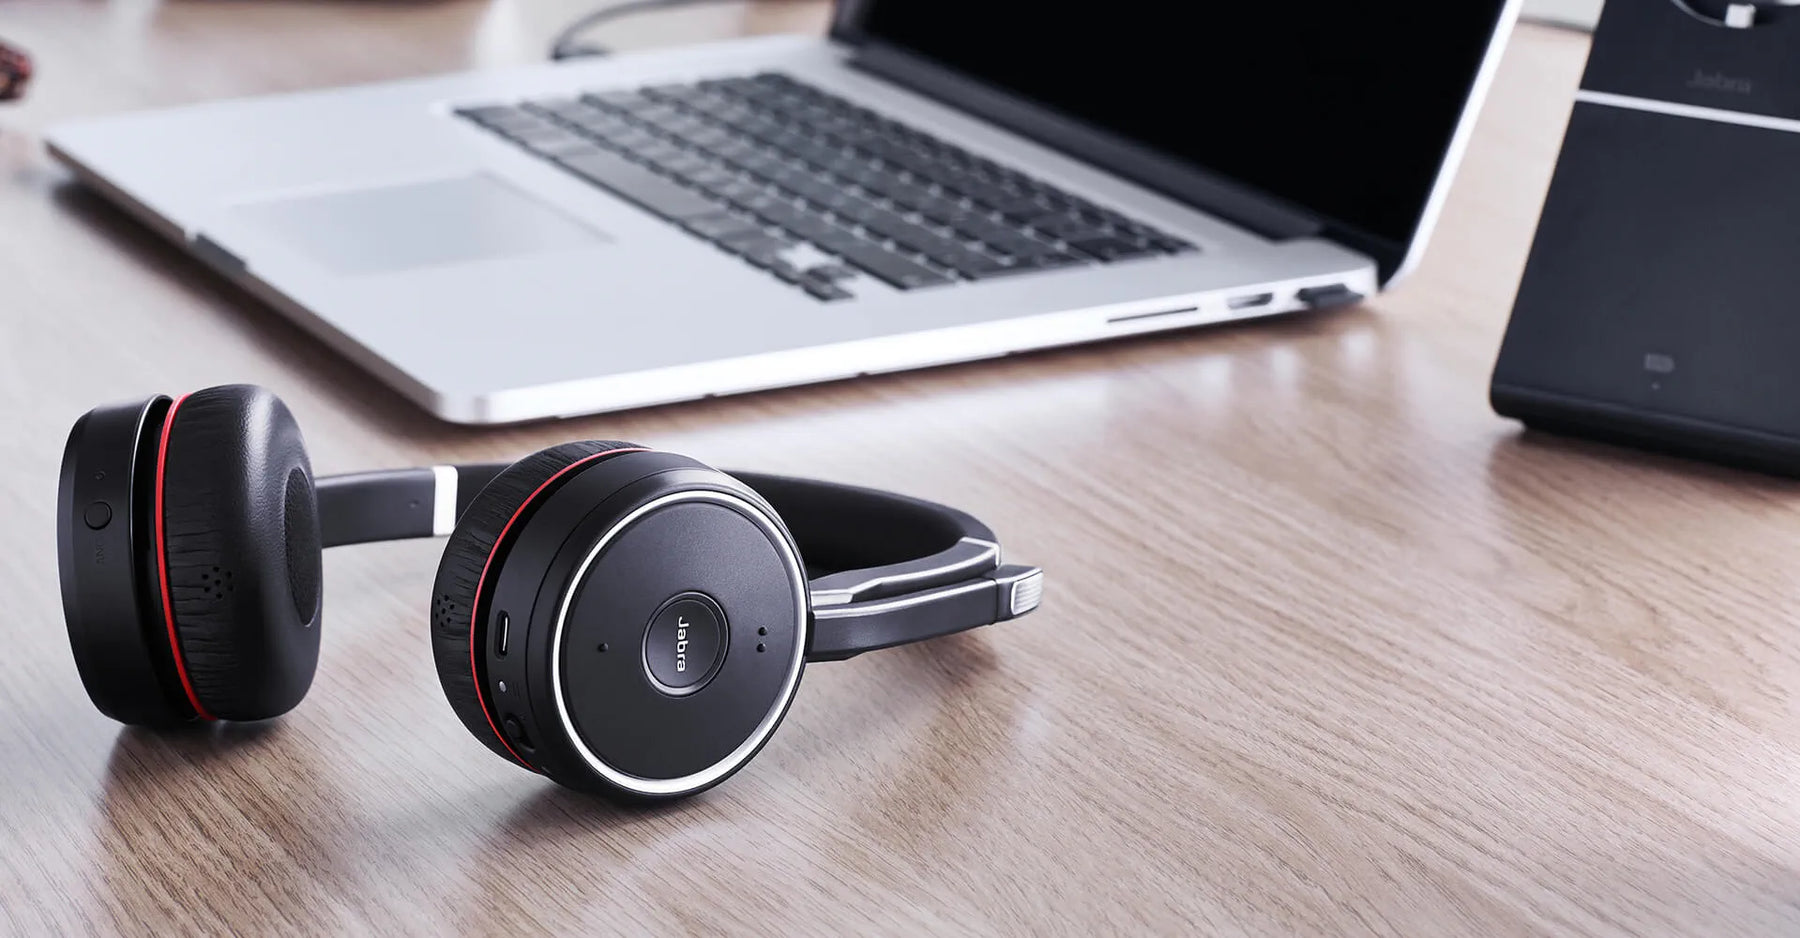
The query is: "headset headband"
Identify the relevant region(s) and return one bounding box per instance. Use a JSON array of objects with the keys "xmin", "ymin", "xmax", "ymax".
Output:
[{"xmin": 316, "ymin": 464, "xmax": 1043, "ymax": 662}]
